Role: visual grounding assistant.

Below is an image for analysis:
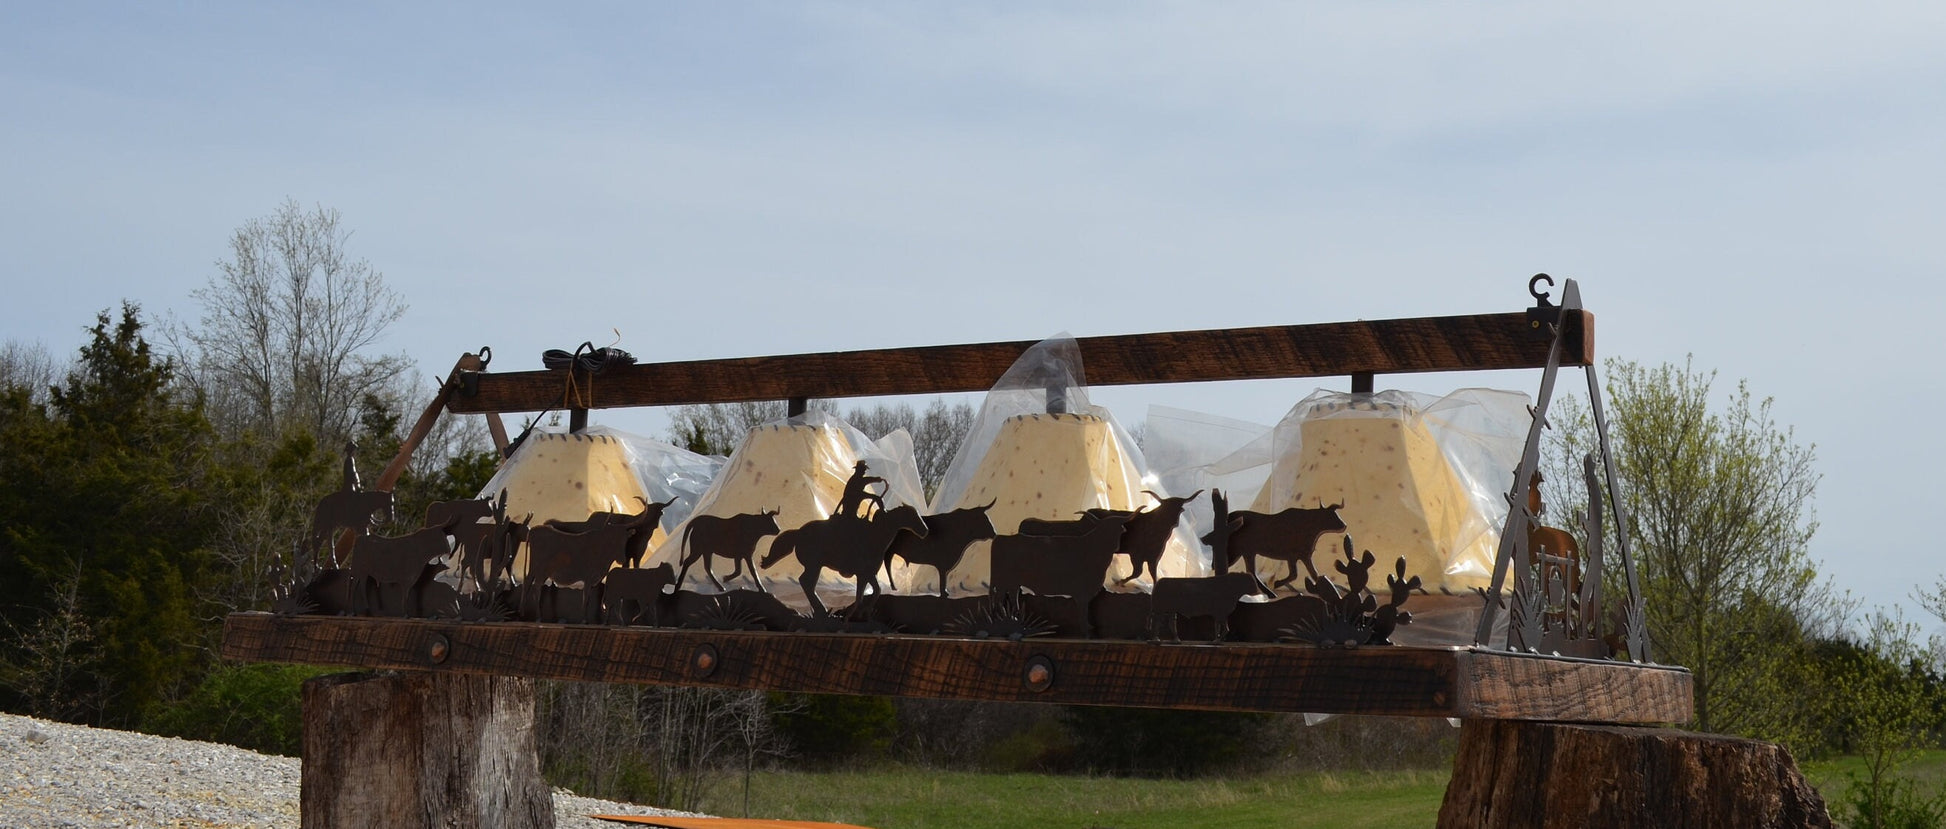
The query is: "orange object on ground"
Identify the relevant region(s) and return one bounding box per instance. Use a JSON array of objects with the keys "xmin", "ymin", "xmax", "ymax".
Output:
[{"xmin": 590, "ymin": 816, "xmax": 875, "ymax": 829}]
